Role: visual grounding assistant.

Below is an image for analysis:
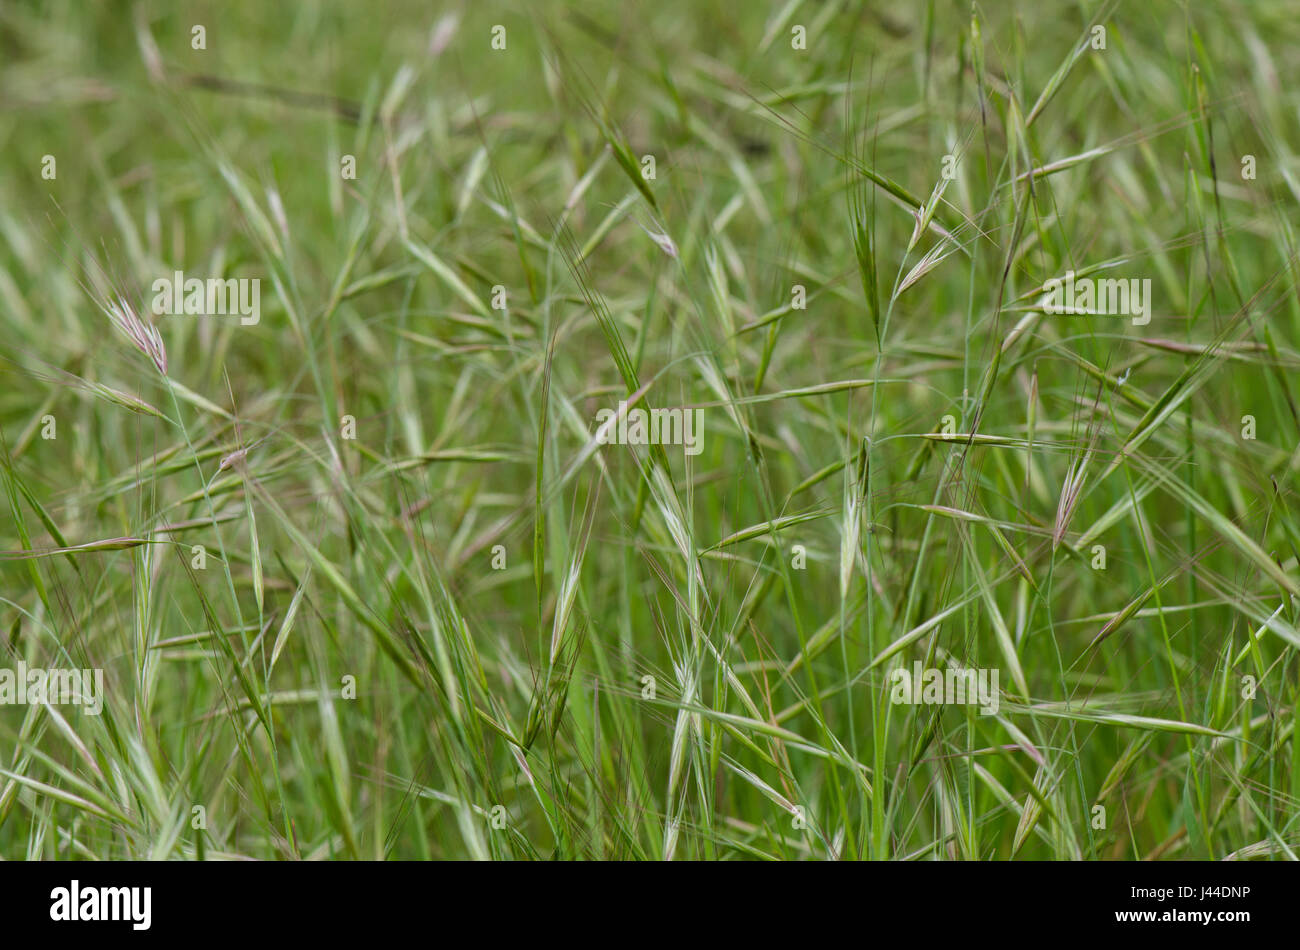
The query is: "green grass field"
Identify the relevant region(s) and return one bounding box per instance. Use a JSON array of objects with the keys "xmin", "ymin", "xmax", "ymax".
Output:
[{"xmin": 2, "ymin": 0, "xmax": 1300, "ymax": 860}]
